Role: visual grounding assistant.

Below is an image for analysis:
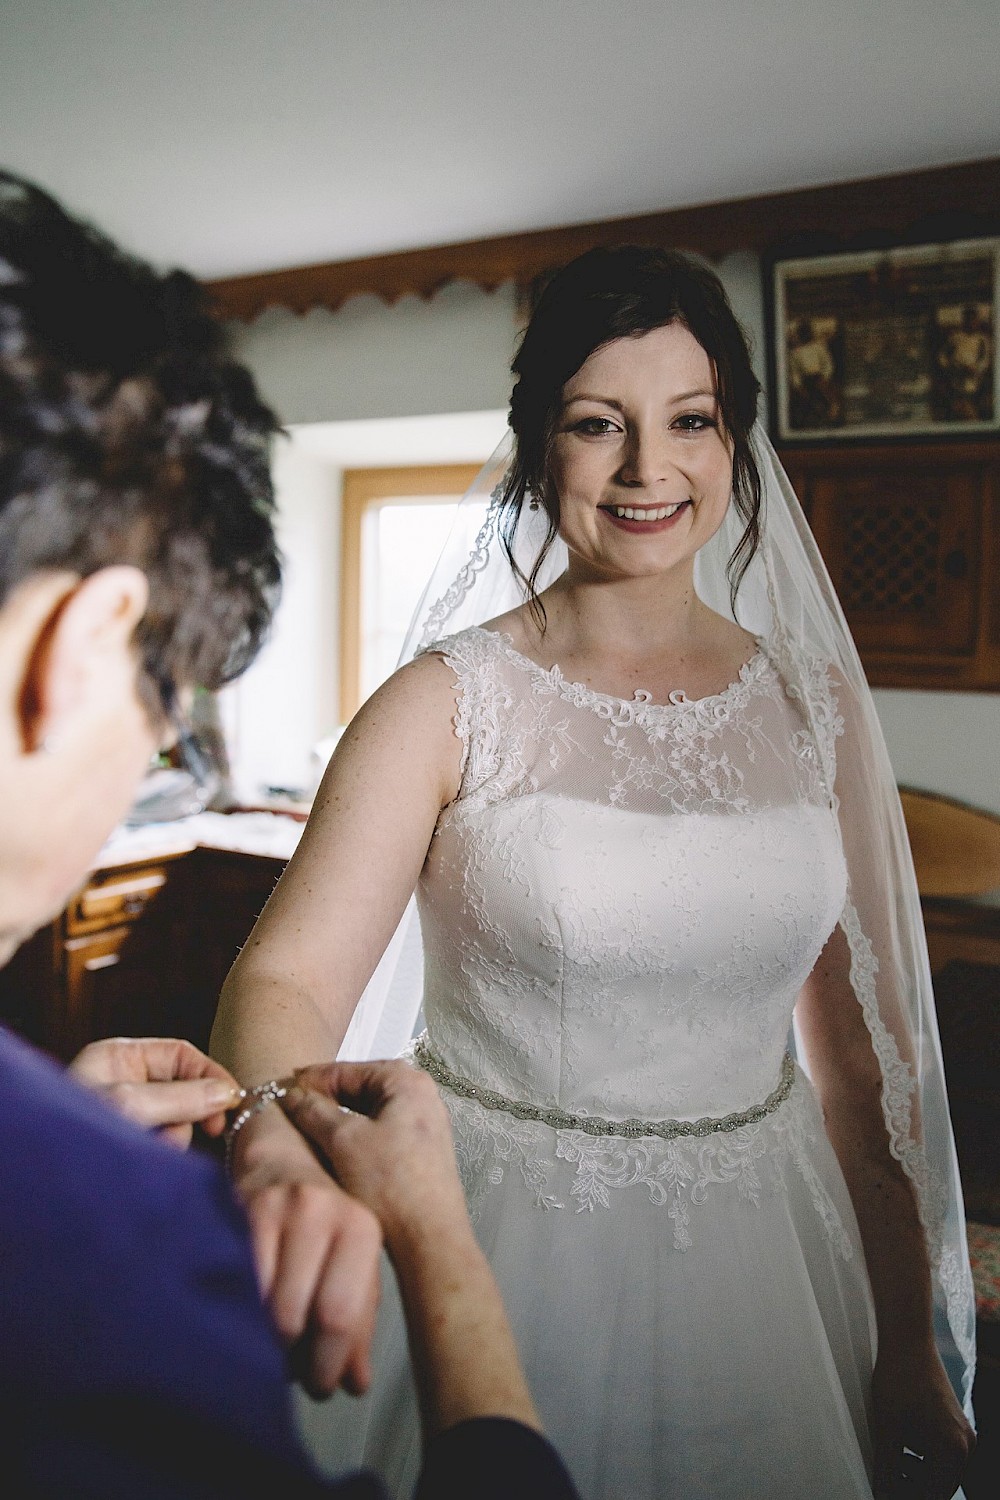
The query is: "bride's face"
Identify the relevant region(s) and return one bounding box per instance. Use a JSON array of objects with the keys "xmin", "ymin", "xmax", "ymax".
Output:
[{"xmin": 549, "ymin": 322, "xmax": 734, "ymax": 584}]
